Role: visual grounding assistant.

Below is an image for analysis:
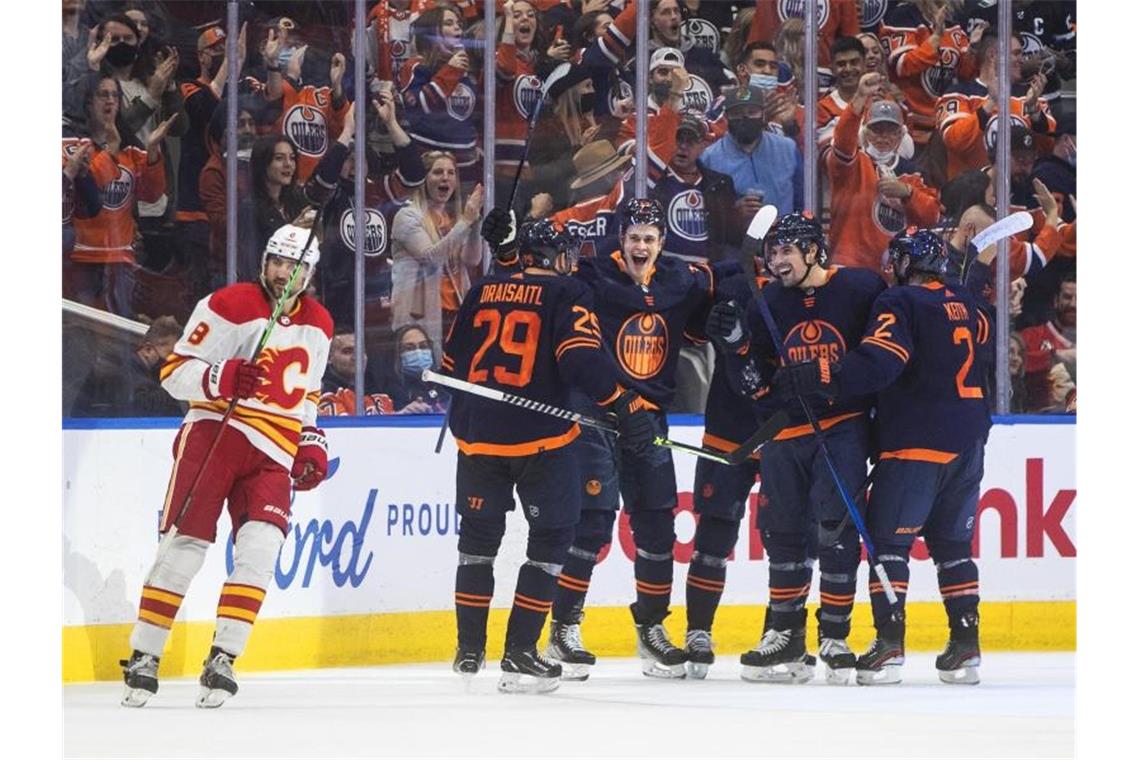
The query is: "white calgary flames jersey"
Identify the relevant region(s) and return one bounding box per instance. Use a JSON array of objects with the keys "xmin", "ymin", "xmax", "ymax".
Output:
[{"xmin": 160, "ymin": 283, "xmax": 334, "ymax": 470}]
